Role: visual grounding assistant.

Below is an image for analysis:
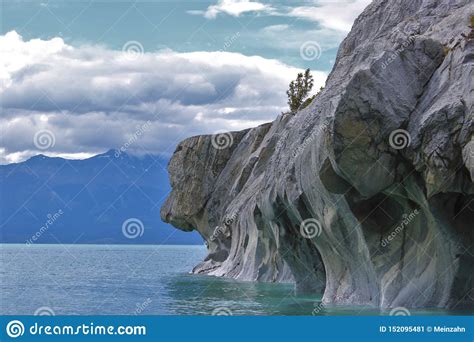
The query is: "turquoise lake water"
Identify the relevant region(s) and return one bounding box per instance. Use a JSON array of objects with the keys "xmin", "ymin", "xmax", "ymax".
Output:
[{"xmin": 0, "ymin": 244, "xmax": 470, "ymax": 316}]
